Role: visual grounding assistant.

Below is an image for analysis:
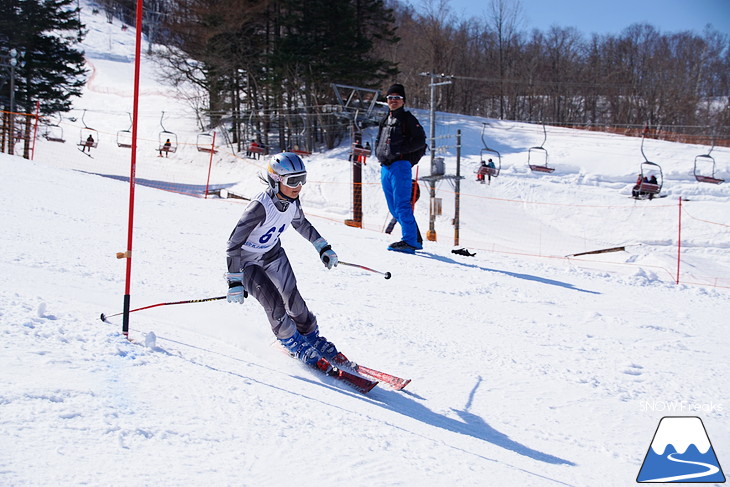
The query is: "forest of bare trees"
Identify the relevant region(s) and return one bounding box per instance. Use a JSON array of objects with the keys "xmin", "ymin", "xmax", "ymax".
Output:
[
  {"xmin": 390, "ymin": 0, "xmax": 729, "ymax": 141},
  {"xmin": 97, "ymin": 0, "xmax": 730, "ymax": 149}
]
